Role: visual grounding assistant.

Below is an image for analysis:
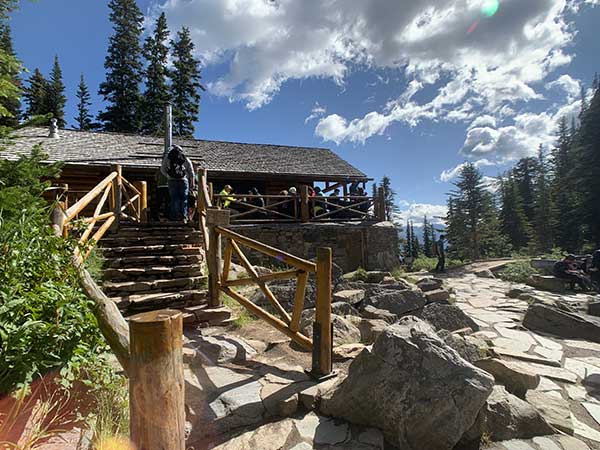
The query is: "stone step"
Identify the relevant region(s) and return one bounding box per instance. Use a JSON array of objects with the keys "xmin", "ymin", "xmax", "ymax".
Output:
[
  {"xmin": 102, "ymin": 264, "xmax": 203, "ymax": 282},
  {"xmin": 101, "ymin": 243, "xmax": 201, "ymax": 258},
  {"xmin": 114, "ymin": 289, "xmax": 208, "ymax": 312},
  {"xmin": 103, "ymin": 254, "xmax": 203, "ymax": 269},
  {"xmin": 101, "ymin": 233, "xmax": 203, "ymax": 248},
  {"xmin": 103, "ymin": 275, "xmax": 207, "ymax": 296},
  {"xmin": 179, "ymin": 306, "xmax": 233, "ymax": 327}
]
